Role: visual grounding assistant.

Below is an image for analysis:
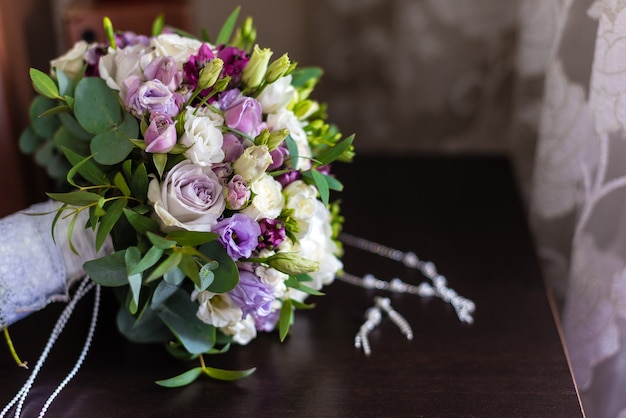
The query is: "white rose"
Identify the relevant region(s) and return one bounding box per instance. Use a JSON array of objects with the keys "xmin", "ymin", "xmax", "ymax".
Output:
[
  {"xmin": 241, "ymin": 173, "xmax": 284, "ymax": 220},
  {"xmin": 233, "ymin": 144, "xmax": 273, "ymax": 182},
  {"xmin": 98, "ymin": 44, "xmax": 152, "ymax": 91},
  {"xmin": 180, "ymin": 106, "xmax": 225, "ymax": 165},
  {"xmin": 152, "ymin": 34, "xmax": 204, "ymax": 70},
  {"xmin": 266, "ymin": 109, "xmax": 312, "ymax": 170},
  {"xmin": 257, "ymin": 75, "xmax": 297, "ymax": 114},
  {"xmin": 50, "ymin": 40, "xmax": 90, "ymax": 79},
  {"xmin": 147, "ymin": 160, "xmax": 225, "ymax": 232}
]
